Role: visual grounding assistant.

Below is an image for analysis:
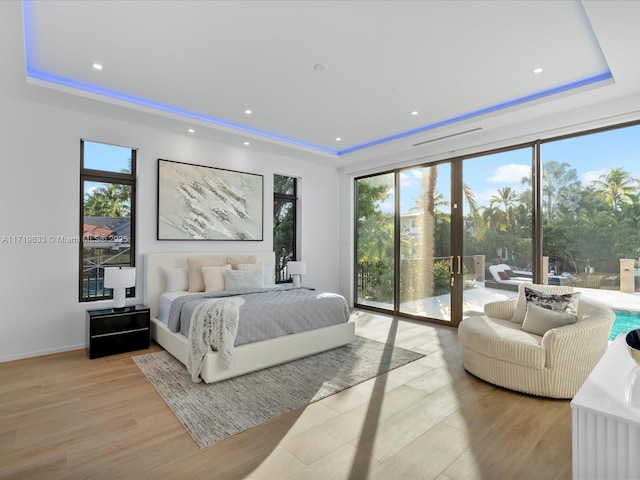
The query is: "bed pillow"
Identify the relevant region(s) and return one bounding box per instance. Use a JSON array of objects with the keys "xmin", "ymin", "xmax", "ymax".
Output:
[
  {"xmin": 498, "ymin": 271, "xmax": 510, "ymax": 280},
  {"xmin": 162, "ymin": 266, "xmax": 188, "ymax": 292},
  {"xmin": 260, "ymin": 260, "xmax": 275, "ymax": 285},
  {"xmin": 202, "ymin": 264, "xmax": 232, "ymax": 292},
  {"xmin": 227, "ymin": 255, "xmax": 257, "ymax": 269},
  {"xmin": 510, "ymin": 283, "xmax": 574, "ymax": 324},
  {"xmin": 225, "ymin": 269, "xmax": 264, "ymax": 290},
  {"xmin": 238, "ymin": 262, "xmax": 275, "ymax": 286},
  {"xmin": 521, "ymin": 303, "xmax": 578, "ymax": 336},
  {"xmin": 237, "ymin": 263, "xmax": 262, "ymax": 271},
  {"xmin": 187, "ymin": 256, "xmax": 226, "ymax": 292}
]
